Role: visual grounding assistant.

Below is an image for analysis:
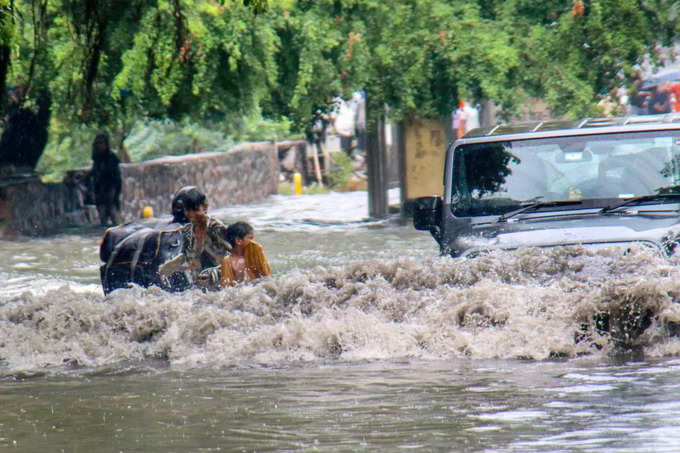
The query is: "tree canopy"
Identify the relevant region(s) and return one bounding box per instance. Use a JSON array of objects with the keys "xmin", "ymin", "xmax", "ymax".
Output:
[{"xmin": 1, "ymin": 0, "xmax": 679, "ymax": 170}]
